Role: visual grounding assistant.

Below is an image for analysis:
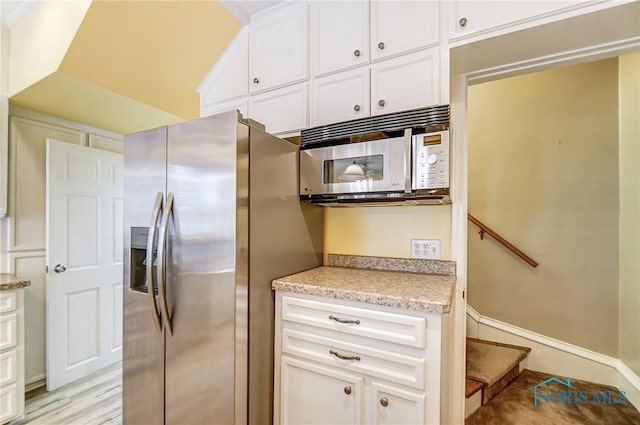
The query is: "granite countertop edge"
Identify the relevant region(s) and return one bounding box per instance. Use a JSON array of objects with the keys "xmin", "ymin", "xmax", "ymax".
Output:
[
  {"xmin": 0, "ymin": 273, "xmax": 32, "ymax": 291},
  {"xmin": 272, "ymin": 279, "xmax": 452, "ymax": 314},
  {"xmin": 272, "ymin": 254, "xmax": 456, "ymax": 314}
]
